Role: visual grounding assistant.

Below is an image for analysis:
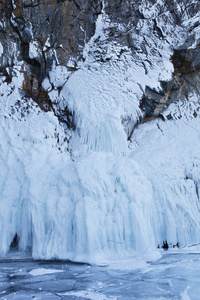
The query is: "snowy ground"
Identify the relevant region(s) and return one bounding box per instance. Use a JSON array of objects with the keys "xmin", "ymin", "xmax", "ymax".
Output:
[{"xmin": 0, "ymin": 250, "xmax": 200, "ymax": 299}]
